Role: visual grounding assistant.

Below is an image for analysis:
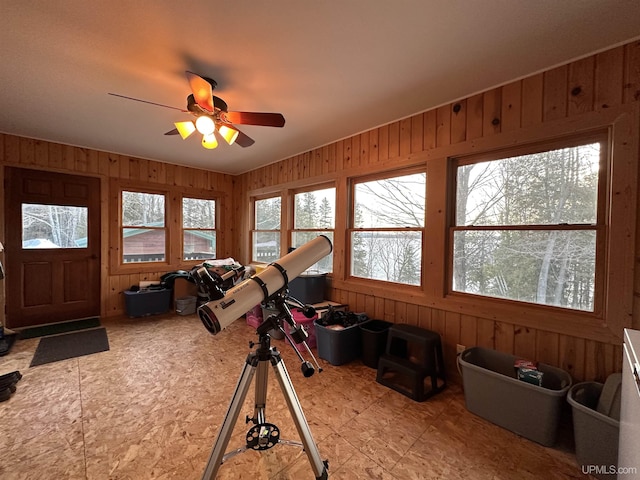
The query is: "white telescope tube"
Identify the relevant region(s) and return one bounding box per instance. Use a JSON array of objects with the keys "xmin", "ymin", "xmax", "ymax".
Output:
[{"xmin": 198, "ymin": 235, "xmax": 332, "ymax": 335}]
